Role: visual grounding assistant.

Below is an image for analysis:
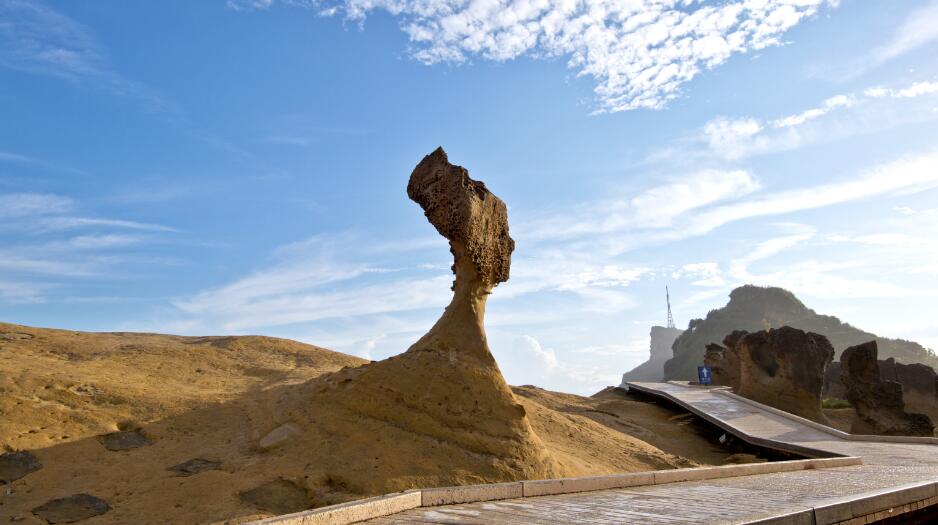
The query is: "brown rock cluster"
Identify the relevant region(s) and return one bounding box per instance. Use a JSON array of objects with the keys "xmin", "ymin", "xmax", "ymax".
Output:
[
  {"xmin": 840, "ymin": 341, "xmax": 935, "ymax": 437},
  {"xmin": 704, "ymin": 326, "xmax": 834, "ymax": 423}
]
